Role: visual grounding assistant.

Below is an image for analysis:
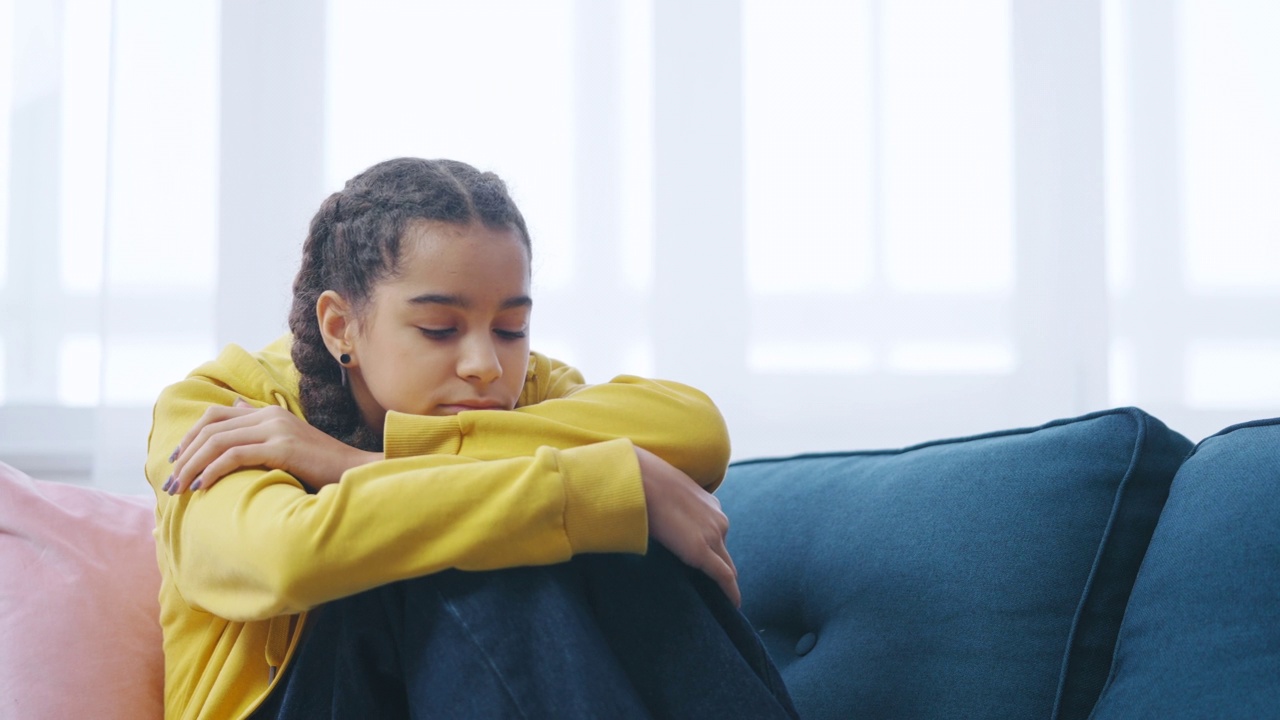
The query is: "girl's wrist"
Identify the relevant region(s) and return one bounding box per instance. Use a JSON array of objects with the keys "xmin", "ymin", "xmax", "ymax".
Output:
[
  {"xmin": 313, "ymin": 448, "xmax": 381, "ymax": 488},
  {"xmin": 345, "ymin": 448, "xmax": 381, "ymax": 475}
]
